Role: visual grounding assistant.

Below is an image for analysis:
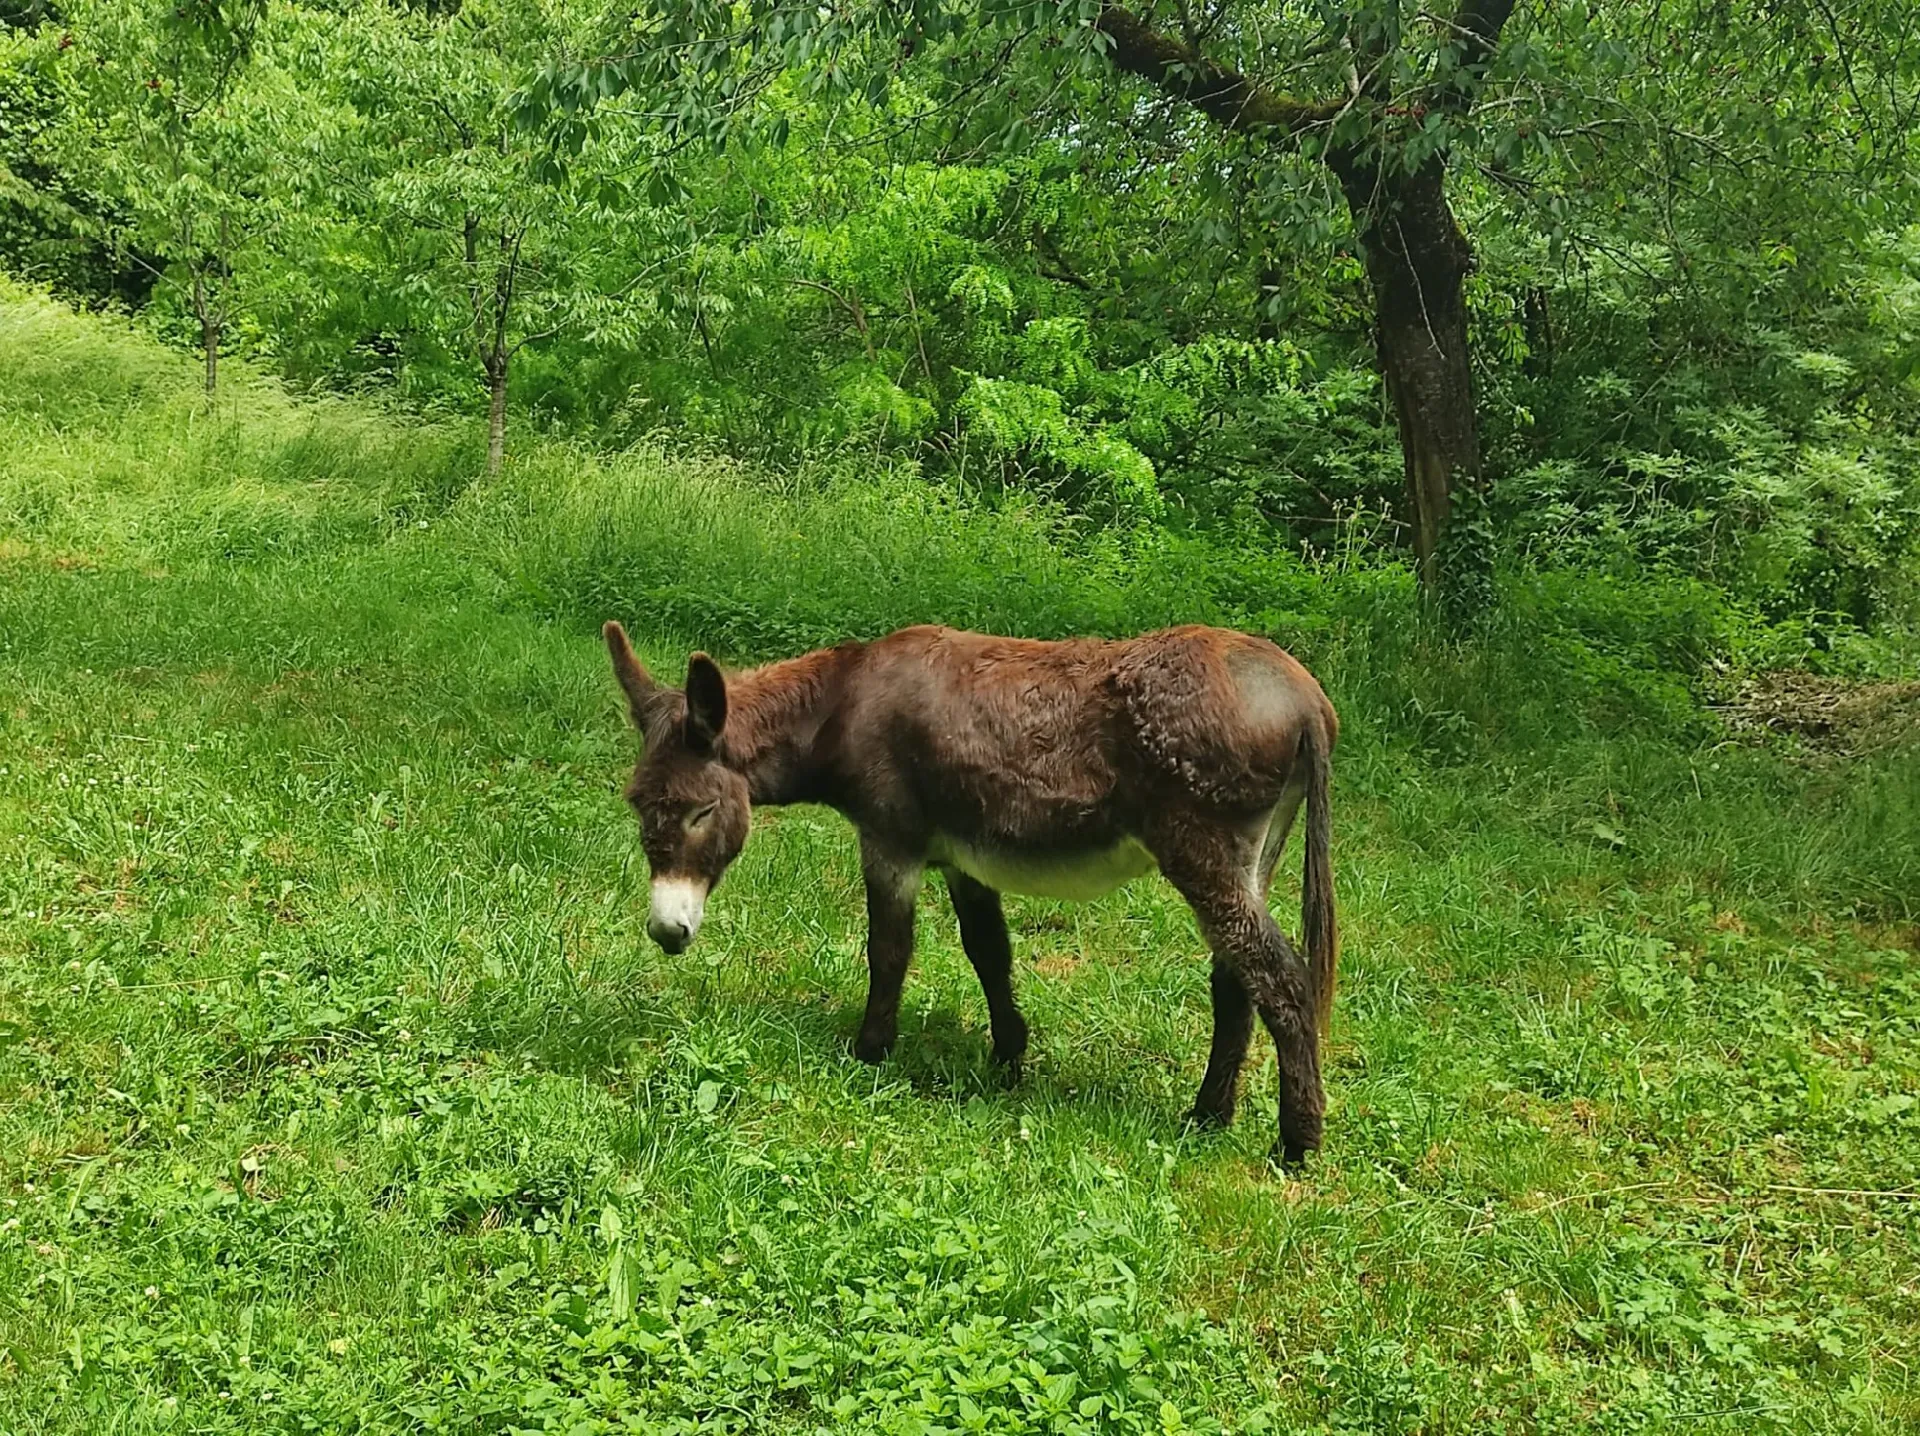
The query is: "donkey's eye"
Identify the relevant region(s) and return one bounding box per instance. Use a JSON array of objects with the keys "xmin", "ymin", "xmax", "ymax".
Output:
[{"xmin": 685, "ymin": 803, "xmax": 718, "ymax": 832}]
